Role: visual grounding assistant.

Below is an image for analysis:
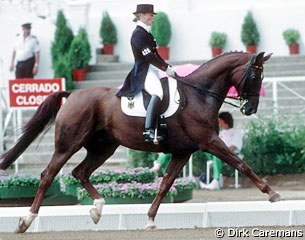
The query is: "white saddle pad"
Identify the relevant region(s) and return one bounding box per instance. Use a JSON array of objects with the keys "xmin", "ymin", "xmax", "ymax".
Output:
[{"xmin": 121, "ymin": 77, "xmax": 180, "ymax": 118}]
